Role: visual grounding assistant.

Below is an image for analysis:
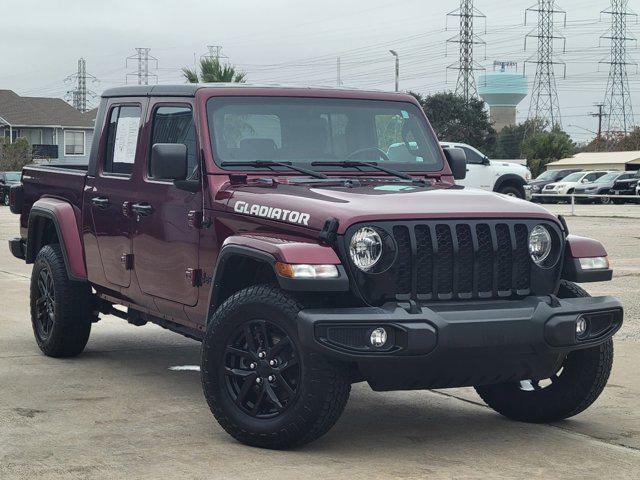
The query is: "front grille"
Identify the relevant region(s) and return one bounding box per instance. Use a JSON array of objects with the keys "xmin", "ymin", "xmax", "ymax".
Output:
[{"xmin": 347, "ymin": 220, "xmax": 557, "ymax": 303}]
